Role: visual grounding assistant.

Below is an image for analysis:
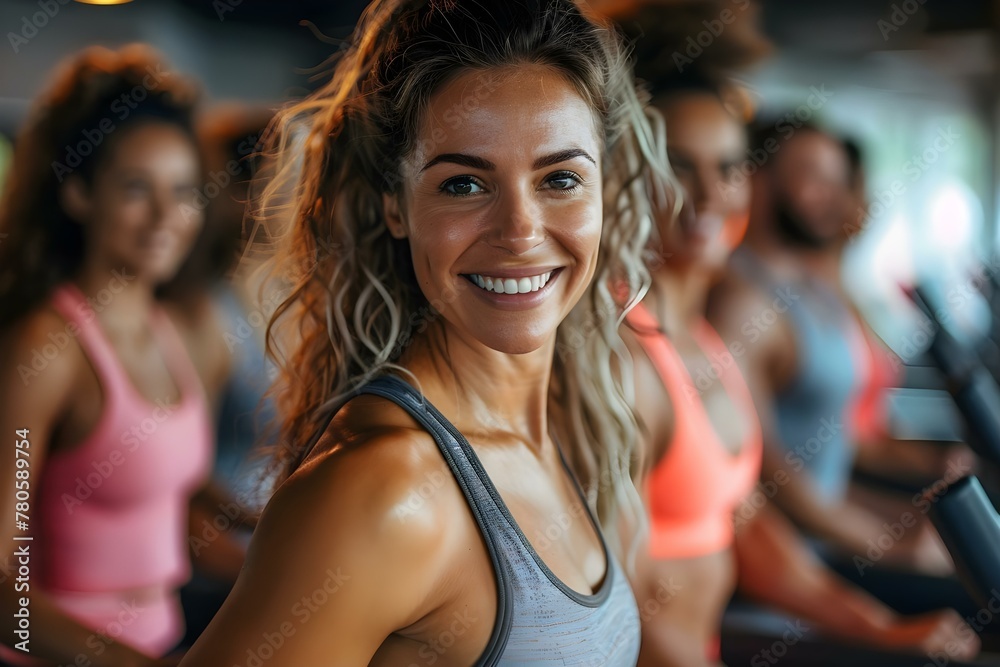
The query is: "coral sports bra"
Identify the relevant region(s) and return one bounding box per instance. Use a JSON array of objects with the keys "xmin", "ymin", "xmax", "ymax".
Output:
[{"xmin": 627, "ymin": 301, "xmax": 762, "ymax": 559}]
